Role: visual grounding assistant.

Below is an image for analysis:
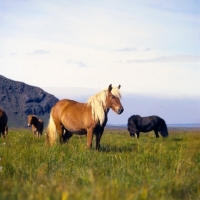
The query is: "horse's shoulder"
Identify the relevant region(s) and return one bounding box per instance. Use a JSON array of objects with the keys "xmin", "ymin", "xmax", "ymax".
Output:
[{"xmin": 32, "ymin": 124, "xmax": 36, "ymax": 128}]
